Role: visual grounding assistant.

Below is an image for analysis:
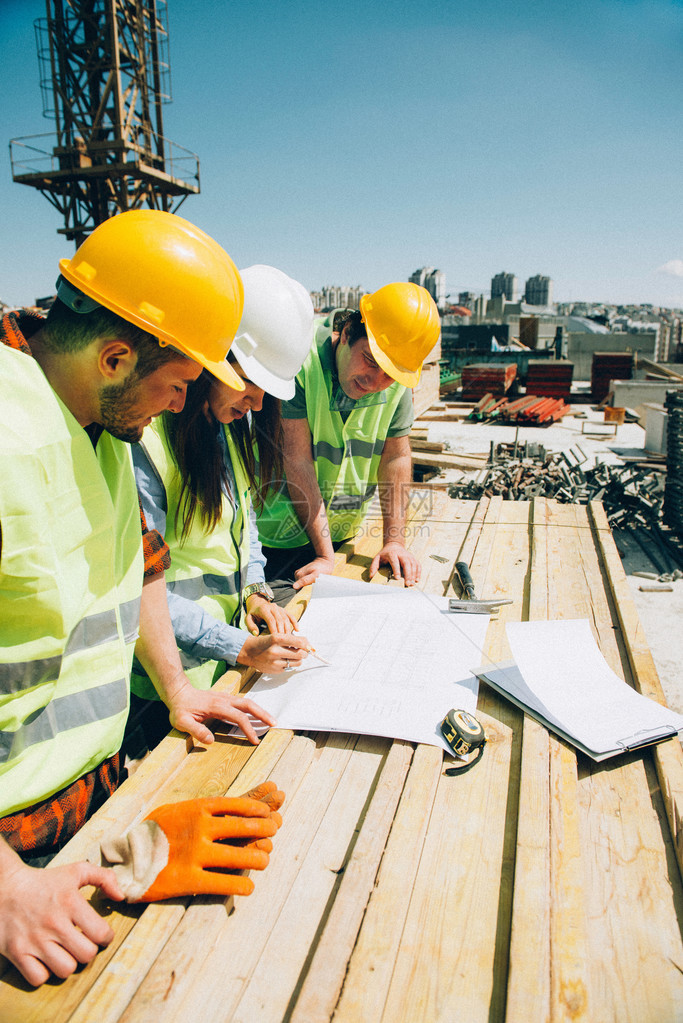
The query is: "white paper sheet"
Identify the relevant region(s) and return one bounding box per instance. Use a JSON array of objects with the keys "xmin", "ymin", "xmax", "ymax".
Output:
[
  {"xmin": 477, "ymin": 619, "xmax": 683, "ymax": 759},
  {"xmin": 246, "ymin": 575, "xmax": 490, "ymax": 754}
]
